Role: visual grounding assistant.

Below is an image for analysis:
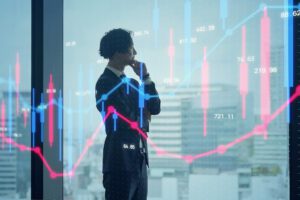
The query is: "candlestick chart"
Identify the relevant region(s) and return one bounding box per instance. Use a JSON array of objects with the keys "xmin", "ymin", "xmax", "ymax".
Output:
[{"xmin": 1, "ymin": 0, "xmax": 299, "ymax": 199}]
